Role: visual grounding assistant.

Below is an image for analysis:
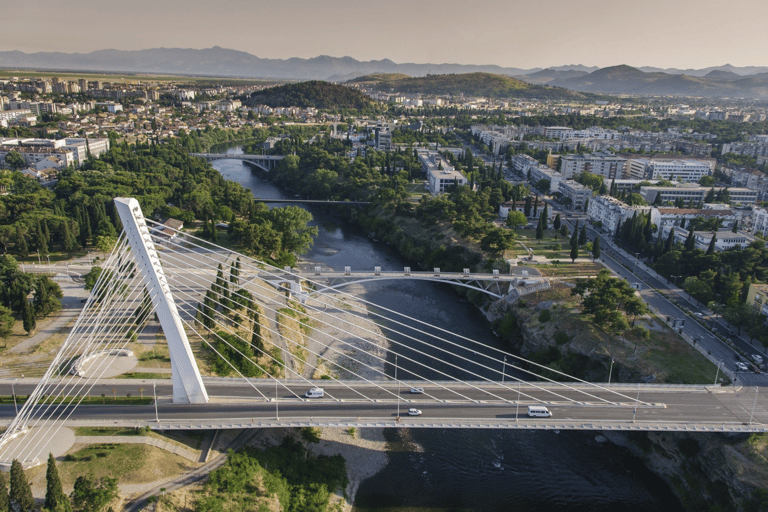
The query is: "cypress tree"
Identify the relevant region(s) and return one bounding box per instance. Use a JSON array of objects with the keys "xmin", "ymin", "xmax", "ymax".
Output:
[
  {"xmin": 570, "ymin": 221, "xmax": 579, "ymax": 248},
  {"xmin": 45, "ymin": 453, "xmax": 69, "ymax": 512},
  {"xmin": 523, "ymin": 196, "xmax": 532, "ymax": 218},
  {"xmin": 22, "ymin": 301, "xmax": 36, "ymax": 335},
  {"xmin": 533, "ymin": 194, "xmax": 539, "ymax": 217},
  {"xmin": 15, "ymin": 226, "xmax": 28, "ymax": 258},
  {"xmin": 684, "ymin": 230, "xmax": 696, "ymax": 251},
  {"xmin": 541, "ymin": 203, "xmax": 549, "ymax": 230},
  {"xmin": 592, "ymin": 236, "xmax": 601, "ymax": 261},
  {"xmin": 9, "ymin": 459, "xmax": 34, "ymax": 512},
  {"xmin": 706, "ymin": 232, "xmax": 717, "ymax": 255},
  {"xmin": 535, "ymin": 216, "xmax": 544, "ymax": 240},
  {"xmin": 570, "ymin": 242, "xmax": 579, "ymax": 263},
  {"xmin": 615, "ymin": 219, "xmax": 622, "ymax": 237},
  {"xmin": 0, "ymin": 470, "xmax": 9, "ymax": 512},
  {"xmin": 732, "ymin": 220, "xmax": 739, "ymax": 233},
  {"xmin": 664, "ymin": 229, "xmax": 675, "ymax": 254},
  {"xmin": 553, "ymin": 213, "xmax": 561, "ymax": 231},
  {"xmin": 579, "ymin": 225, "xmax": 587, "ymax": 246}
]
